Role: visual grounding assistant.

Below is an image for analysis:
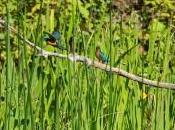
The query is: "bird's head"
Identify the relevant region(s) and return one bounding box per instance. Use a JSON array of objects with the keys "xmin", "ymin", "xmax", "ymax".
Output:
[{"xmin": 96, "ymin": 46, "xmax": 101, "ymax": 52}]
